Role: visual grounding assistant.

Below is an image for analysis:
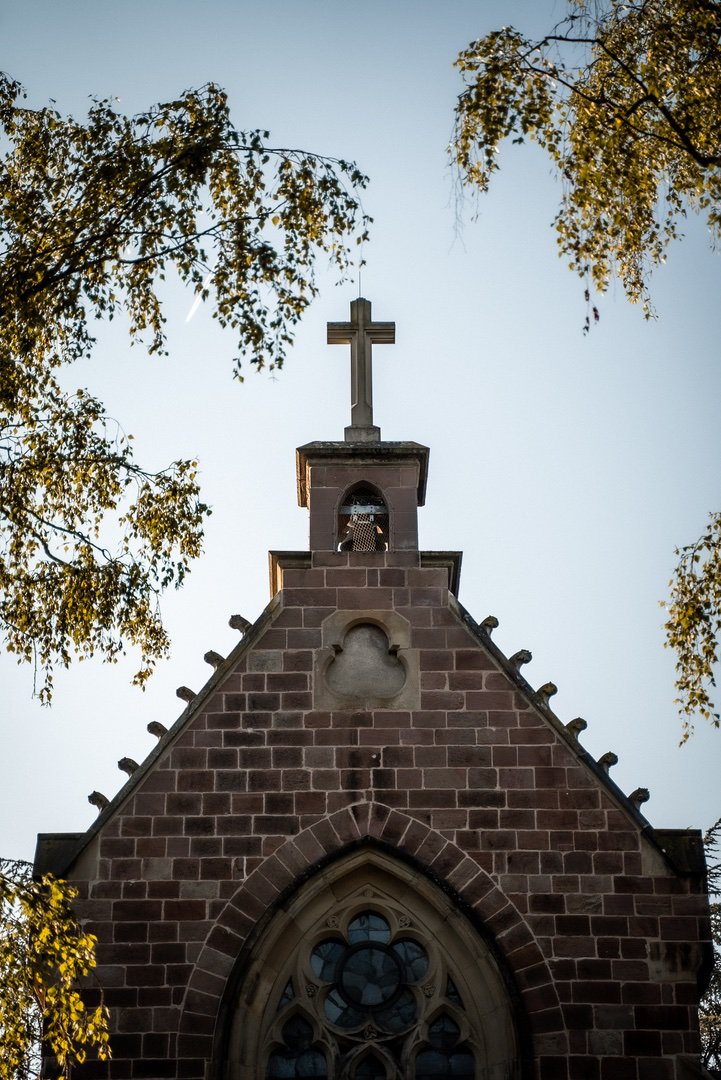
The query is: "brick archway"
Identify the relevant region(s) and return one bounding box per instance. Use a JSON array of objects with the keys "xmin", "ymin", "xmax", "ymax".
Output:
[{"xmin": 177, "ymin": 802, "xmax": 566, "ymax": 1067}]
